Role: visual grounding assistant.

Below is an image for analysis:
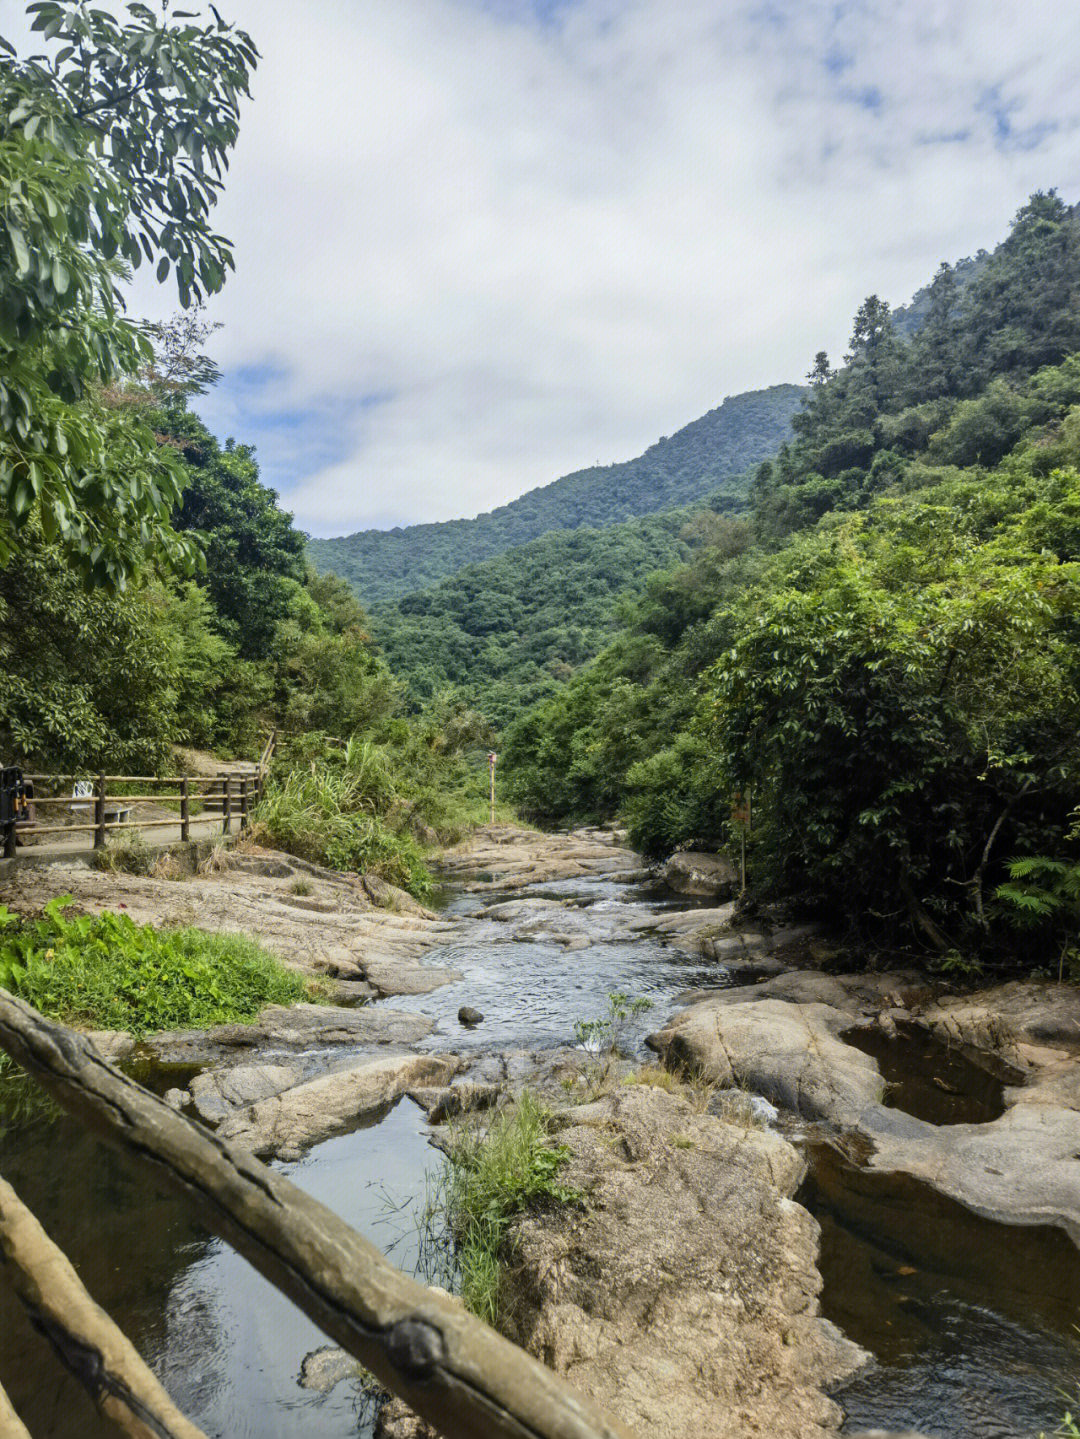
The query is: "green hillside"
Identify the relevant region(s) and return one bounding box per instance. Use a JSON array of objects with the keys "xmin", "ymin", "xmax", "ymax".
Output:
[
  {"xmin": 370, "ymin": 504, "xmax": 720, "ymax": 724},
  {"xmin": 504, "ymin": 191, "xmax": 1080, "ymax": 957},
  {"xmin": 307, "ymin": 383, "xmax": 804, "ymax": 606}
]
